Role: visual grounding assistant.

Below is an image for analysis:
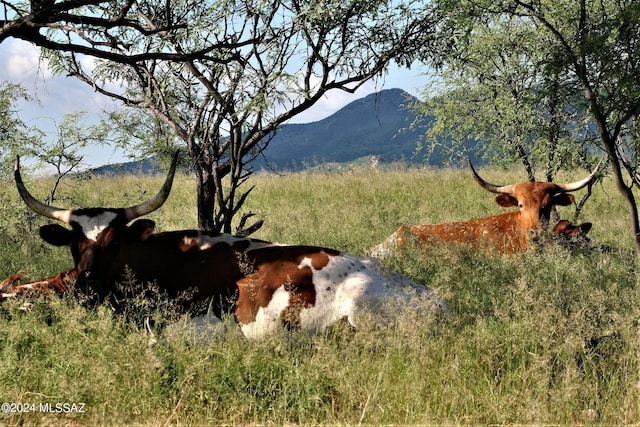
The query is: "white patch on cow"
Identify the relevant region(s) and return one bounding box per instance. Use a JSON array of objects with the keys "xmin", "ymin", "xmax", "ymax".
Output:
[
  {"xmin": 296, "ymin": 254, "xmax": 450, "ymax": 334},
  {"xmin": 20, "ymin": 301, "xmax": 33, "ymax": 312},
  {"xmin": 72, "ymin": 211, "xmax": 118, "ymax": 241},
  {"xmin": 240, "ymin": 286, "xmax": 291, "ymax": 339},
  {"xmin": 183, "ymin": 232, "xmax": 278, "ymax": 252},
  {"xmin": 181, "ymin": 236, "xmax": 198, "ymax": 249},
  {"xmin": 221, "ymin": 250, "xmax": 448, "ymax": 340}
]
